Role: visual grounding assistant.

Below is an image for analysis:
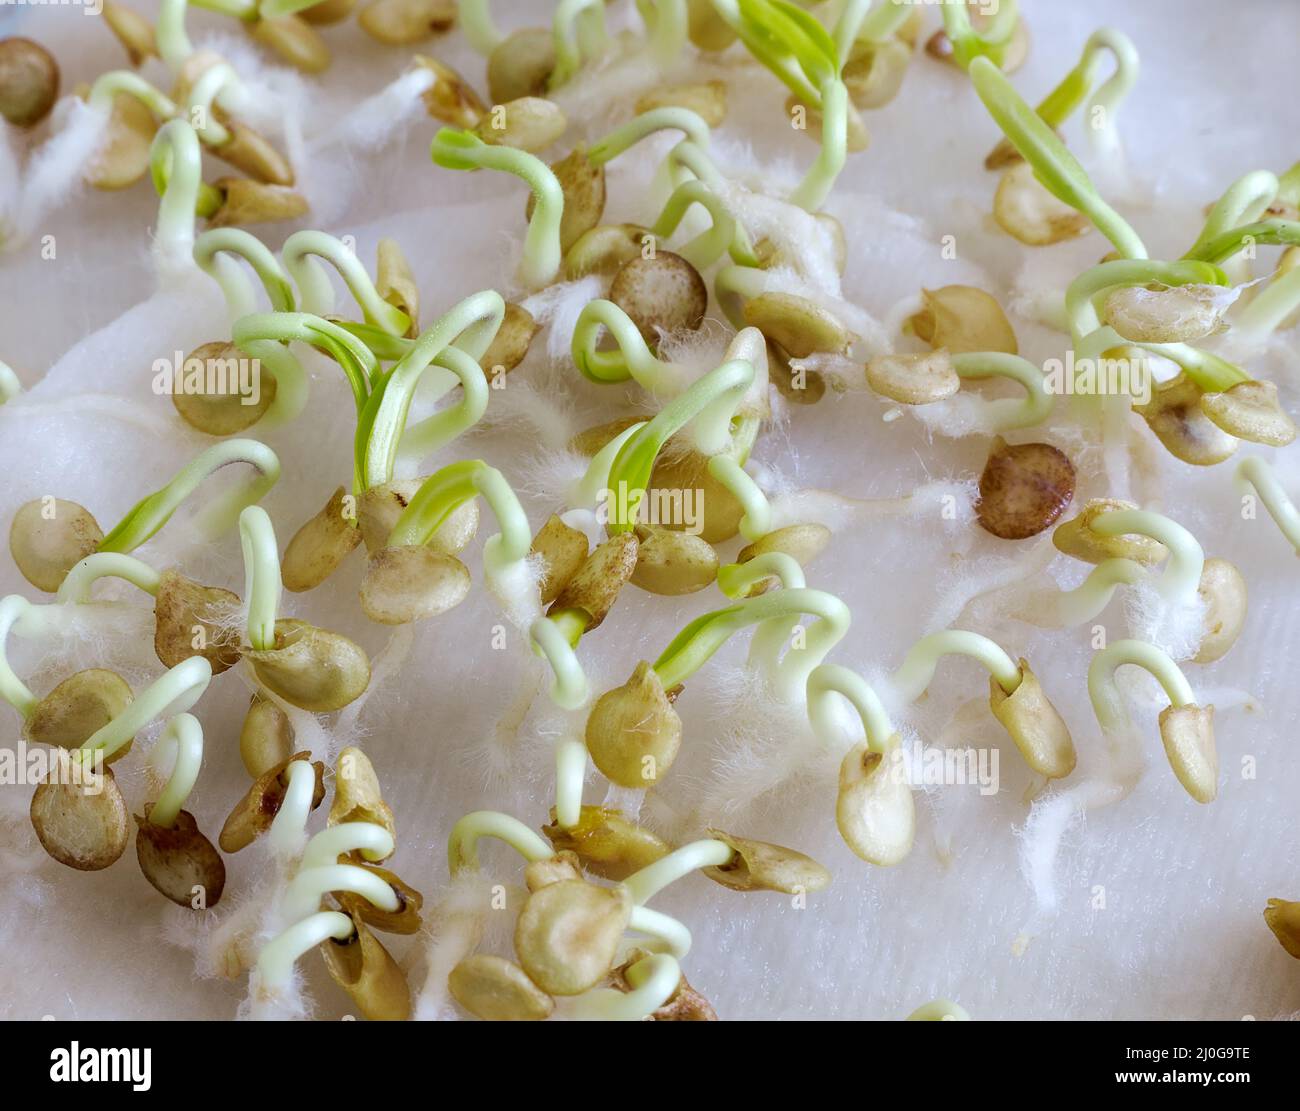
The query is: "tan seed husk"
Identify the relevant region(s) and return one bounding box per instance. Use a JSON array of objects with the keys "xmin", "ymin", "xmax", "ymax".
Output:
[
  {"xmin": 1264, "ymin": 899, "xmax": 1300, "ymax": 960},
  {"xmin": 0, "ymin": 37, "xmax": 58, "ymax": 128},
  {"xmin": 649, "ymin": 446, "xmax": 746, "ymax": 544},
  {"xmin": 358, "ymin": 0, "xmax": 456, "ymax": 44},
  {"xmin": 31, "ymin": 755, "xmax": 130, "ymax": 871},
  {"xmin": 736, "ymin": 523, "xmax": 832, "ymax": 595},
  {"xmin": 585, "ymin": 662, "xmax": 682, "ymax": 788},
  {"xmin": 487, "ymin": 28, "xmax": 555, "ymax": 104},
  {"xmin": 613, "ymin": 953, "xmax": 718, "ymax": 1020},
  {"xmin": 636, "ymin": 81, "xmax": 727, "ymax": 126},
  {"xmin": 1135, "ymin": 372, "xmax": 1240, "ymax": 466},
  {"xmin": 238, "ymin": 691, "xmax": 294, "ymax": 779},
  {"xmin": 994, "ymin": 162, "xmax": 1091, "ymax": 246},
  {"xmin": 26, "ymin": 669, "xmax": 134, "ymax": 763},
  {"xmin": 1193, "ymin": 558, "xmax": 1247, "ymax": 665},
  {"xmin": 743, "ymin": 292, "xmax": 852, "ymax": 358},
  {"xmin": 480, "ymin": 302, "xmax": 539, "ymax": 375},
  {"xmin": 153, "ymin": 569, "xmax": 242, "ymax": 674},
  {"xmin": 1052, "ymin": 498, "xmax": 1169, "ymax": 566},
  {"xmin": 514, "ymin": 879, "xmax": 632, "ymax": 996},
  {"xmin": 86, "ymin": 91, "xmax": 156, "ymax": 190},
  {"xmin": 1103, "ymin": 283, "xmax": 1230, "ymax": 344},
  {"xmin": 356, "ymin": 479, "xmax": 479, "ymax": 555},
  {"xmin": 449, "ymin": 953, "xmax": 554, "ymax": 1021},
  {"xmin": 530, "ymin": 514, "xmax": 589, "ymax": 605},
  {"xmin": 976, "ymin": 437, "xmax": 1076, "ymax": 540},
  {"xmin": 1200, "ymin": 380, "xmax": 1297, "ymax": 447},
  {"xmin": 630, "ymin": 524, "xmax": 718, "ymax": 596},
  {"xmin": 609, "ymin": 252, "xmax": 708, "ymax": 346},
  {"xmin": 135, "ymin": 808, "xmax": 226, "ymax": 908},
  {"xmin": 843, "ymin": 37, "xmax": 911, "ymax": 110},
  {"xmin": 103, "ymin": 3, "xmax": 157, "ymax": 67},
  {"xmin": 171, "ymin": 341, "xmax": 277, "ymax": 436},
  {"xmin": 524, "ymin": 850, "xmax": 583, "ymax": 892},
  {"xmin": 835, "ymin": 738, "xmax": 914, "ymax": 866},
  {"xmin": 247, "ymin": 14, "xmax": 330, "ymax": 74},
  {"xmin": 10, "ymin": 497, "xmax": 103, "ymax": 593},
  {"xmin": 282, "ymin": 486, "xmax": 362, "ymax": 593},
  {"xmin": 866, "ymin": 349, "xmax": 960, "ymax": 405},
  {"xmin": 376, "ymin": 238, "xmax": 419, "ymax": 335},
  {"xmin": 320, "ymin": 912, "xmax": 412, "ymax": 1020},
  {"xmin": 213, "ymin": 123, "xmax": 295, "ymax": 187},
  {"xmin": 988, "ymin": 660, "xmax": 1076, "ymax": 778},
  {"xmin": 359, "ymin": 545, "xmax": 471, "ymax": 625},
  {"xmin": 564, "ymin": 223, "xmax": 651, "ymax": 280},
  {"xmin": 208, "ymin": 177, "xmax": 310, "ymax": 228},
  {"xmin": 246, "ymin": 619, "xmax": 371, "ymax": 713},
  {"xmin": 336, "ymin": 864, "xmax": 423, "ymax": 934},
  {"xmin": 475, "ymin": 96, "xmax": 566, "ymax": 153},
  {"xmin": 702, "ymin": 828, "xmax": 831, "ymax": 894},
  {"xmin": 687, "ymin": 0, "xmax": 737, "ymax": 50},
  {"xmin": 542, "ymin": 806, "xmax": 671, "ymax": 882},
  {"xmin": 548, "ymin": 532, "xmax": 638, "ymax": 630},
  {"xmin": 219, "ymin": 751, "xmax": 324, "ymax": 853},
  {"xmin": 567, "ymin": 416, "xmax": 644, "ymax": 458},
  {"xmin": 1158, "ymin": 703, "xmax": 1217, "ymax": 804},
  {"xmin": 908, "ymin": 285, "xmax": 1018, "ymax": 355},
  {"xmin": 300, "ymin": 0, "xmax": 357, "ymax": 24},
  {"xmin": 330, "ymin": 746, "xmax": 396, "ymax": 851},
  {"xmin": 526, "ymin": 144, "xmax": 604, "ymax": 253},
  {"xmin": 413, "ymin": 54, "xmax": 486, "ymax": 128}
]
